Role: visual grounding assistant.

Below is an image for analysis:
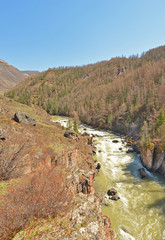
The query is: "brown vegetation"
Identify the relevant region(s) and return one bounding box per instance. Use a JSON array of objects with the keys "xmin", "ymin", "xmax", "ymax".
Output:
[{"xmin": 0, "ymin": 166, "xmax": 73, "ymax": 240}]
